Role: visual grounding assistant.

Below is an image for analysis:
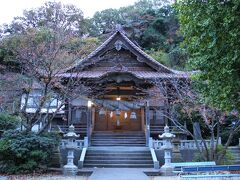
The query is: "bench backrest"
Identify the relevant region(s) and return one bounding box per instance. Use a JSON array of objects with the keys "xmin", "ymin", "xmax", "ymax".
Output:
[
  {"xmin": 182, "ymin": 165, "xmax": 240, "ymax": 173},
  {"xmin": 172, "ymin": 161, "xmax": 216, "ymax": 167},
  {"xmin": 172, "ymin": 161, "xmax": 216, "ymax": 171}
]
